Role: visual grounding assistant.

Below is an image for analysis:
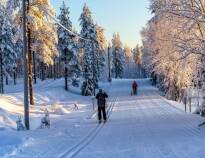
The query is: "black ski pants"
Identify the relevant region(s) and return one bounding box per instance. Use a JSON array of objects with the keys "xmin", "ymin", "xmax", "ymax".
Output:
[{"xmin": 98, "ymin": 106, "xmax": 107, "ymax": 121}]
